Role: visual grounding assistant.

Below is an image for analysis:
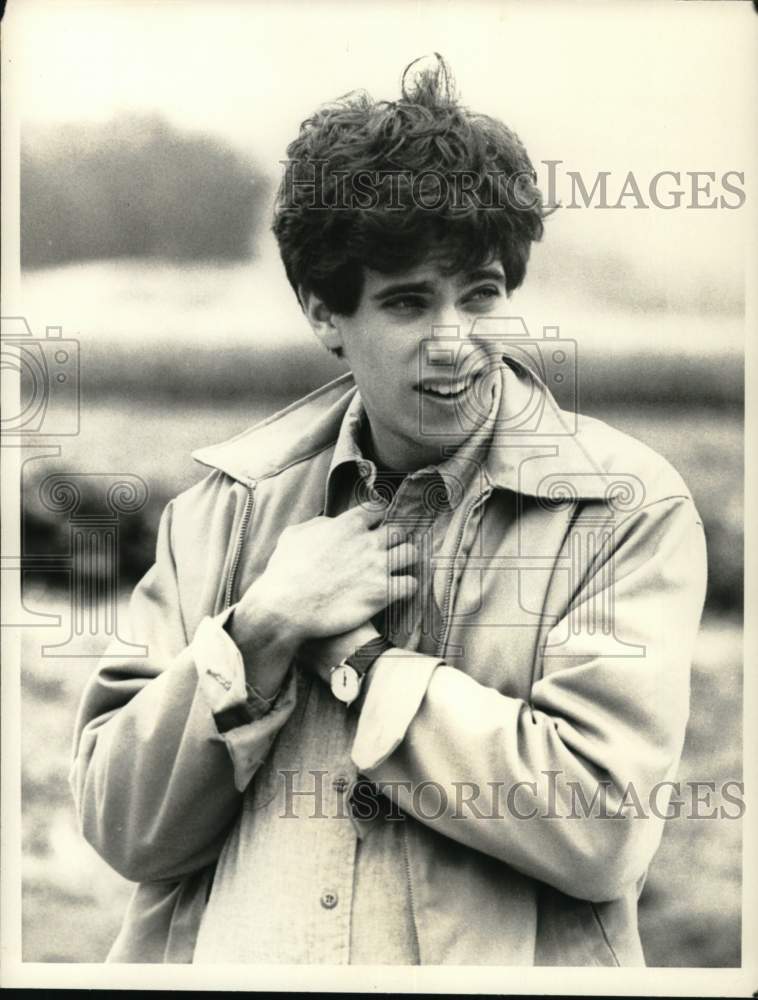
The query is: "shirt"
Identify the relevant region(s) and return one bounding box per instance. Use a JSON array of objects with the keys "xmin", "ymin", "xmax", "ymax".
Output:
[{"xmin": 191, "ymin": 376, "xmax": 501, "ymax": 964}]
